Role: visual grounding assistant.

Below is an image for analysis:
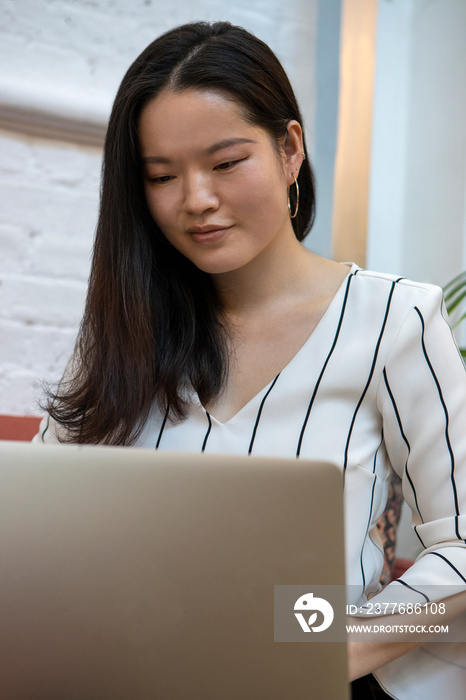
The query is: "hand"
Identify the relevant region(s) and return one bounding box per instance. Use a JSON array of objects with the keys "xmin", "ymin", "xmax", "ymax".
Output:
[{"xmin": 347, "ymin": 589, "xmax": 466, "ymax": 681}]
